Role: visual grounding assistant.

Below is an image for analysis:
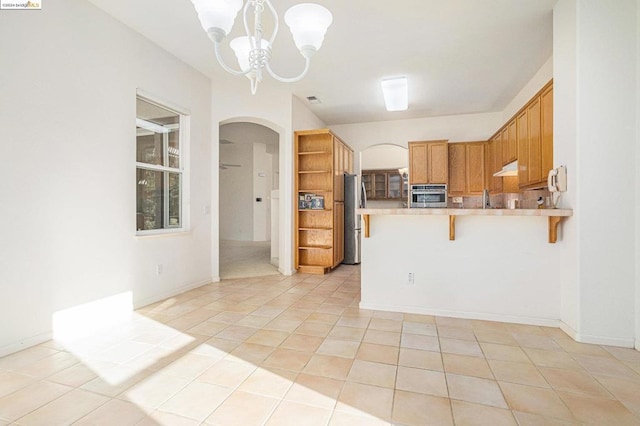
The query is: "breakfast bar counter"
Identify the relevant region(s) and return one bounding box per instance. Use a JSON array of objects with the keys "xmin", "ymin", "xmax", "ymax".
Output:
[
  {"xmin": 354, "ymin": 207, "xmax": 575, "ymax": 326},
  {"xmin": 357, "ymin": 208, "xmax": 573, "ymax": 243}
]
